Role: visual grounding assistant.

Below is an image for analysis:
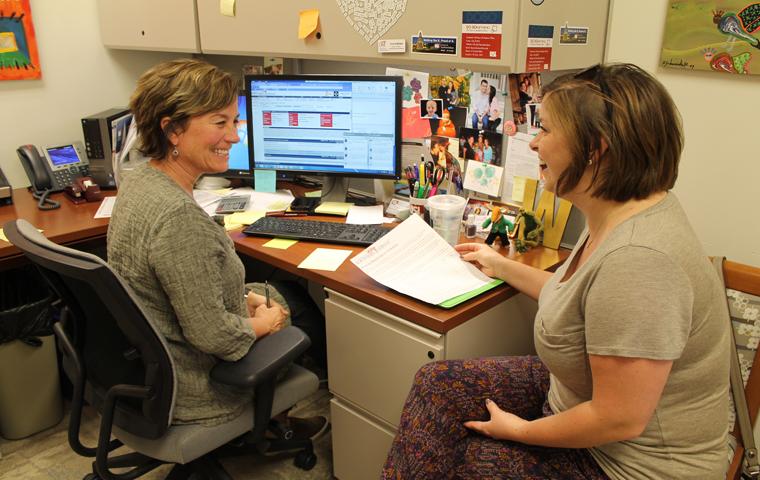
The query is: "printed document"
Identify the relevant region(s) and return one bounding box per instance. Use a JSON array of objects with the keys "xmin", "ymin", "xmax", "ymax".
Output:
[{"xmin": 351, "ymin": 214, "xmax": 494, "ymax": 305}]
